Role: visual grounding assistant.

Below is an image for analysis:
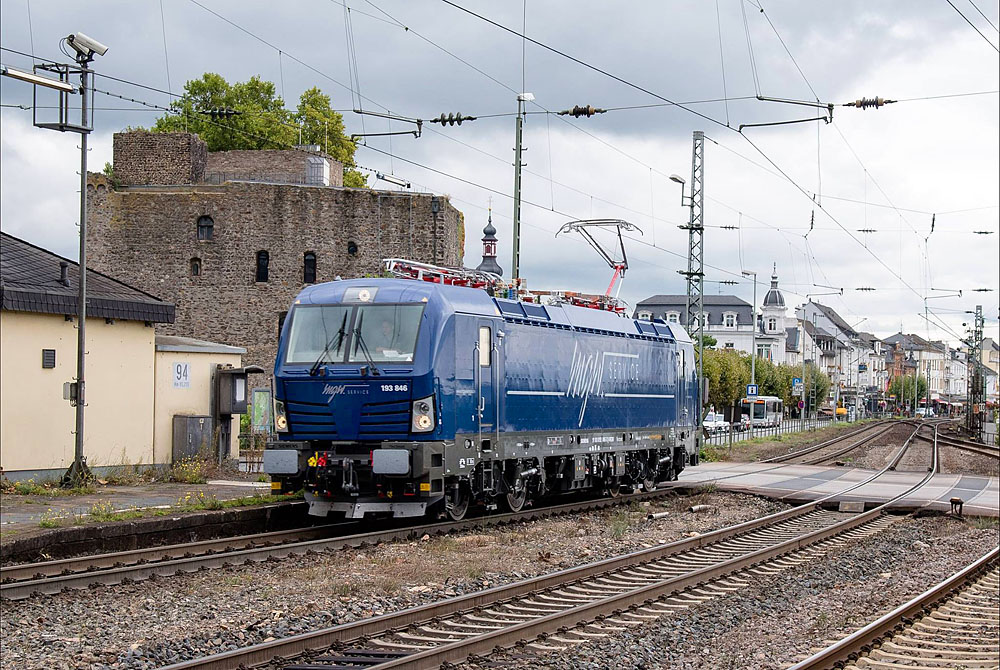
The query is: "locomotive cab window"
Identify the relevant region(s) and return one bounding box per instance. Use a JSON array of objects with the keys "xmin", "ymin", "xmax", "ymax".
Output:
[
  {"xmin": 349, "ymin": 304, "xmax": 424, "ymax": 363},
  {"xmin": 284, "ymin": 305, "xmax": 352, "ymax": 364},
  {"xmin": 478, "ymin": 326, "xmax": 491, "ymax": 366}
]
